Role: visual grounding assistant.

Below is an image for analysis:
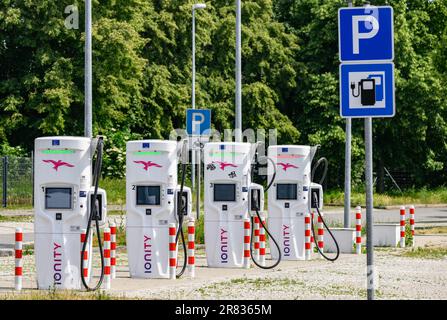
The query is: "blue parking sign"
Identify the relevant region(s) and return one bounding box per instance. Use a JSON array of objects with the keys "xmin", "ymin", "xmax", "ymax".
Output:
[
  {"xmin": 186, "ymin": 109, "xmax": 211, "ymax": 136},
  {"xmin": 340, "ymin": 63, "xmax": 395, "ymax": 118},
  {"xmin": 339, "ymin": 6, "xmax": 394, "ymax": 62}
]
